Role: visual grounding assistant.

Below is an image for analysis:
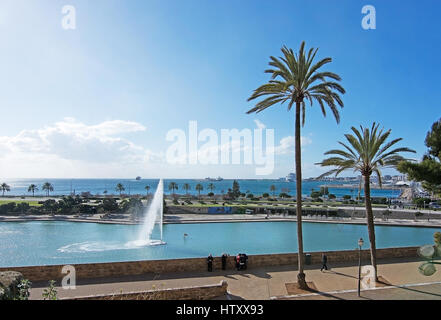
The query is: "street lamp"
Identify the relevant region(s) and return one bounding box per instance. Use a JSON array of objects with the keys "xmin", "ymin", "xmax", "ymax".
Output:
[{"xmin": 358, "ymin": 238, "xmax": 364, "ymax": 297}]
